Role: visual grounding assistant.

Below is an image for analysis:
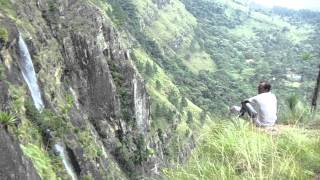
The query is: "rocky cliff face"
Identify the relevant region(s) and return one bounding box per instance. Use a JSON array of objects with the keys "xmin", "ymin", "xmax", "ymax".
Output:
[
  {"xmin": 2, "ymin": 0, "xmax": 317, "ymax": 179},
  {"xmin": 0, "ymin": 0, "xmax": 165, "ymax": 179},
  {"xmin": 0, "ymin": 128, "xmax": 40, "ymax": 180}
]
